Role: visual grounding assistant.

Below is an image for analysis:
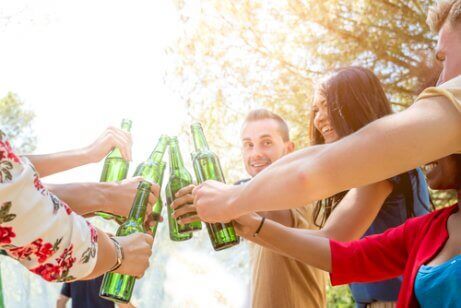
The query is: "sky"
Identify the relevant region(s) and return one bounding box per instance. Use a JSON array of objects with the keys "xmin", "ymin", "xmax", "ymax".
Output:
[{"xmin": 0, "ymin": 0, "xmax": 190, "ymax": 184}]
